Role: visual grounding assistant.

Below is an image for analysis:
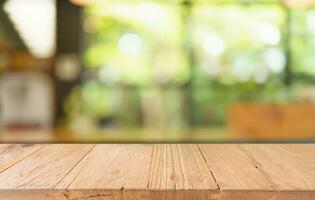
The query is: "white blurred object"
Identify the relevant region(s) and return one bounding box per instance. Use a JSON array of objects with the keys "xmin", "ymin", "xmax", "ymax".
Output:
[
  {"xmin": 202, "ymin": 32, "xmax": 226, "ymax": 56},
  {"xmin": 99, "ymin": 66, "xmax": 120, "ymax": 84},
  {"xmin": 257, "ymin": 23, "xmax": 281, "ymax": 46},
  {"xmin": 118, "ymin": 33, "xmax": 143, "ymax": 55},
  {"xmin": 307, "ymin": 12, "xmax": 315, "ymax": 32},
  {"xmin": 0, "ymin": 72, "xmax": 54, "ymax": 129},
  {"xmin": 55, "ymin": 54, "xmax": 81, "ymax": 81},
  {"xmin": 263, "ymin": 48, "xmax": 286, "ymax": 74},
  {"xmin": 232, "ymin": 59, "xmax": 253, "ymax": 82},
  {"xmin": 4, "ymin": 0, "xmax": 56, "ymax": 58},
  {"xmin": 253, "ymin": 66, "xmax": 269, "ymax": 84},
  {"xmin": 298, "ymin": 86, "xmax": 315, "ymax": 103}
]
